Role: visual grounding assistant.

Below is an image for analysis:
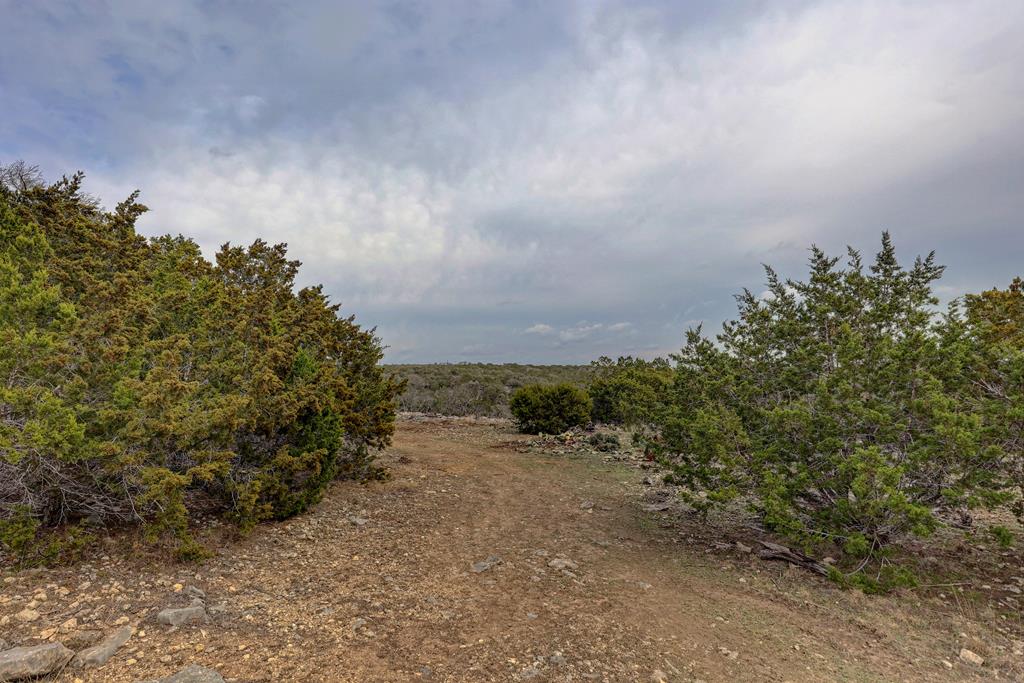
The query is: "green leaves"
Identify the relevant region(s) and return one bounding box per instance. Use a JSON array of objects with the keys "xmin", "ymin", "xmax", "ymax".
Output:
[
  {"xmin": 510, "ymin": 383, "xmax": 592, "ymax": 435},
  {"xmin": 588, "ymin": 356, "xmax": 673, "ymax": 426},
  {"xmin": 651, "ymin": 234, "xmax": 1022, "ymax": 583},
  {"xmin": 1, "ymin": 163, "xmax": 402, "ymax": 563}
]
